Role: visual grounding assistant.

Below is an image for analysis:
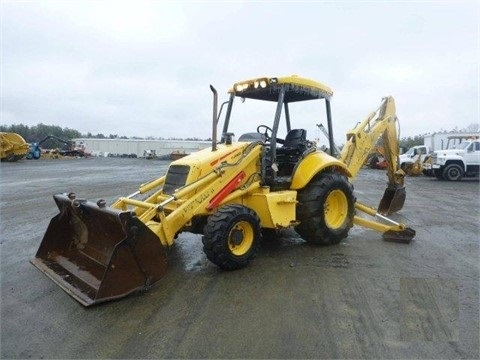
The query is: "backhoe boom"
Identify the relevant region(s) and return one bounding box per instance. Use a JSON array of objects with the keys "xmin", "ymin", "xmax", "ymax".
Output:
[{"xmin": 339, "ymin": 96, "xmax": 406, "ymax": 214}]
